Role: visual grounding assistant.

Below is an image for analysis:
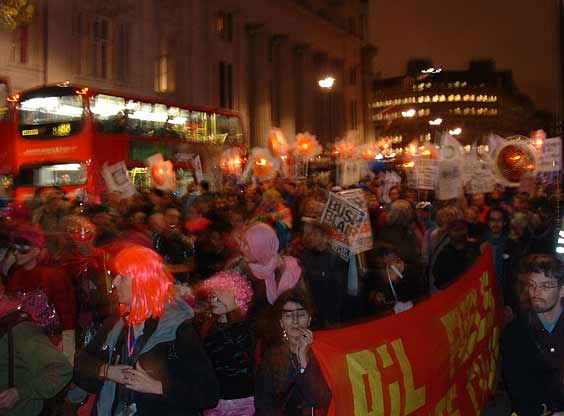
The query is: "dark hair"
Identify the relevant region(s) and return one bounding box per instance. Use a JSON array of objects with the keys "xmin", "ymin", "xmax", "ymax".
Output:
[
  {"xmin": 388, "ymin": 186, "xmax": 400, "ymax": 197},
  {"xmin": 261, "ymin": 288, "xmax": 314, "ymax": 347},
  {"xmin": 517, "ymin": 254, "xmax": 564, "ymax": 284},
  {"xmin": 486, "ymin": 207, "xmax": 508, "ymax": 230},
  {"xmin": 200, "ymin": 180, "xmax": 210, "ymax": 192}
]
